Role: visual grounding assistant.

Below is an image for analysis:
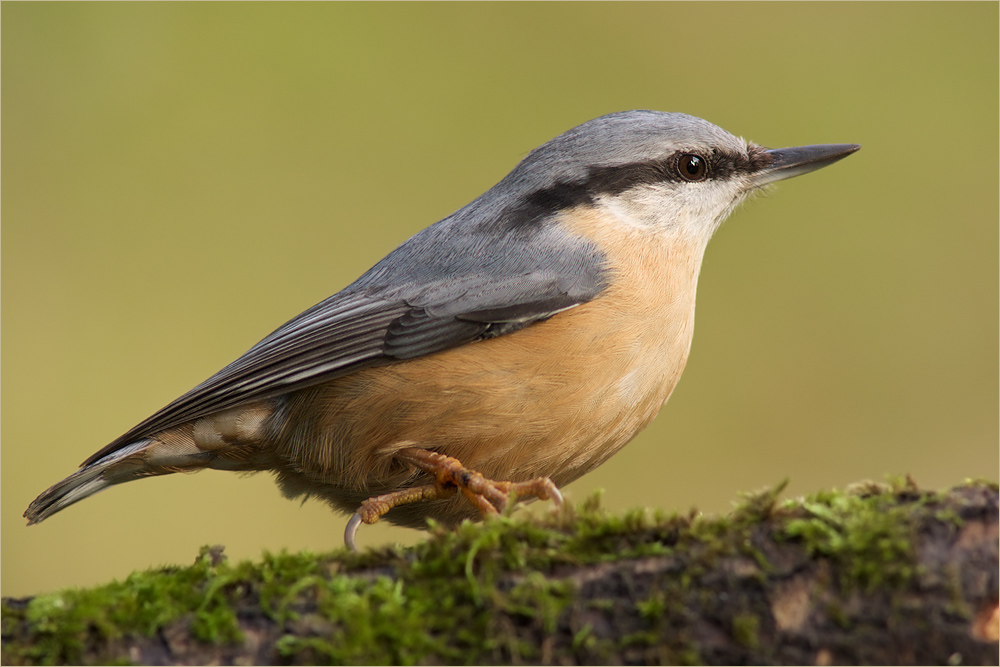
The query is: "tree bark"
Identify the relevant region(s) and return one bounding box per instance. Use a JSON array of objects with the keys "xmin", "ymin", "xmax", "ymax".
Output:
[{"xmin": 3, "ymin": 480, "xmax": 998, "ymax": 665}]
